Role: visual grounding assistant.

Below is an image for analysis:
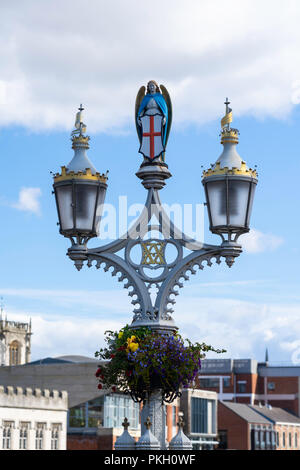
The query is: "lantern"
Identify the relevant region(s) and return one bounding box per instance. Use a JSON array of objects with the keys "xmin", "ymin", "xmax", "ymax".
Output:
[
  {"xmin": 202, "ymin": 100, "xmax": 257, "ymax": 242},
  {"xmin": 53, "ymin": 106, "xmax": 108, "ymax": 245}
]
